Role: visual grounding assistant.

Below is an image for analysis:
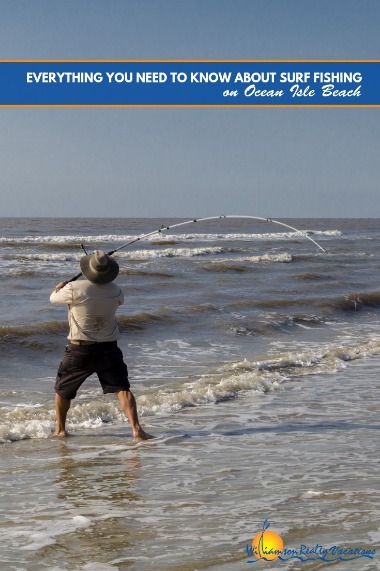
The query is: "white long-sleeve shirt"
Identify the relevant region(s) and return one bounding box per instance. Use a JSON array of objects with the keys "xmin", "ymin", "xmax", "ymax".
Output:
[{"xmin": 50, "ymin": 279, "xmax": 124, "ymax": 342}]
